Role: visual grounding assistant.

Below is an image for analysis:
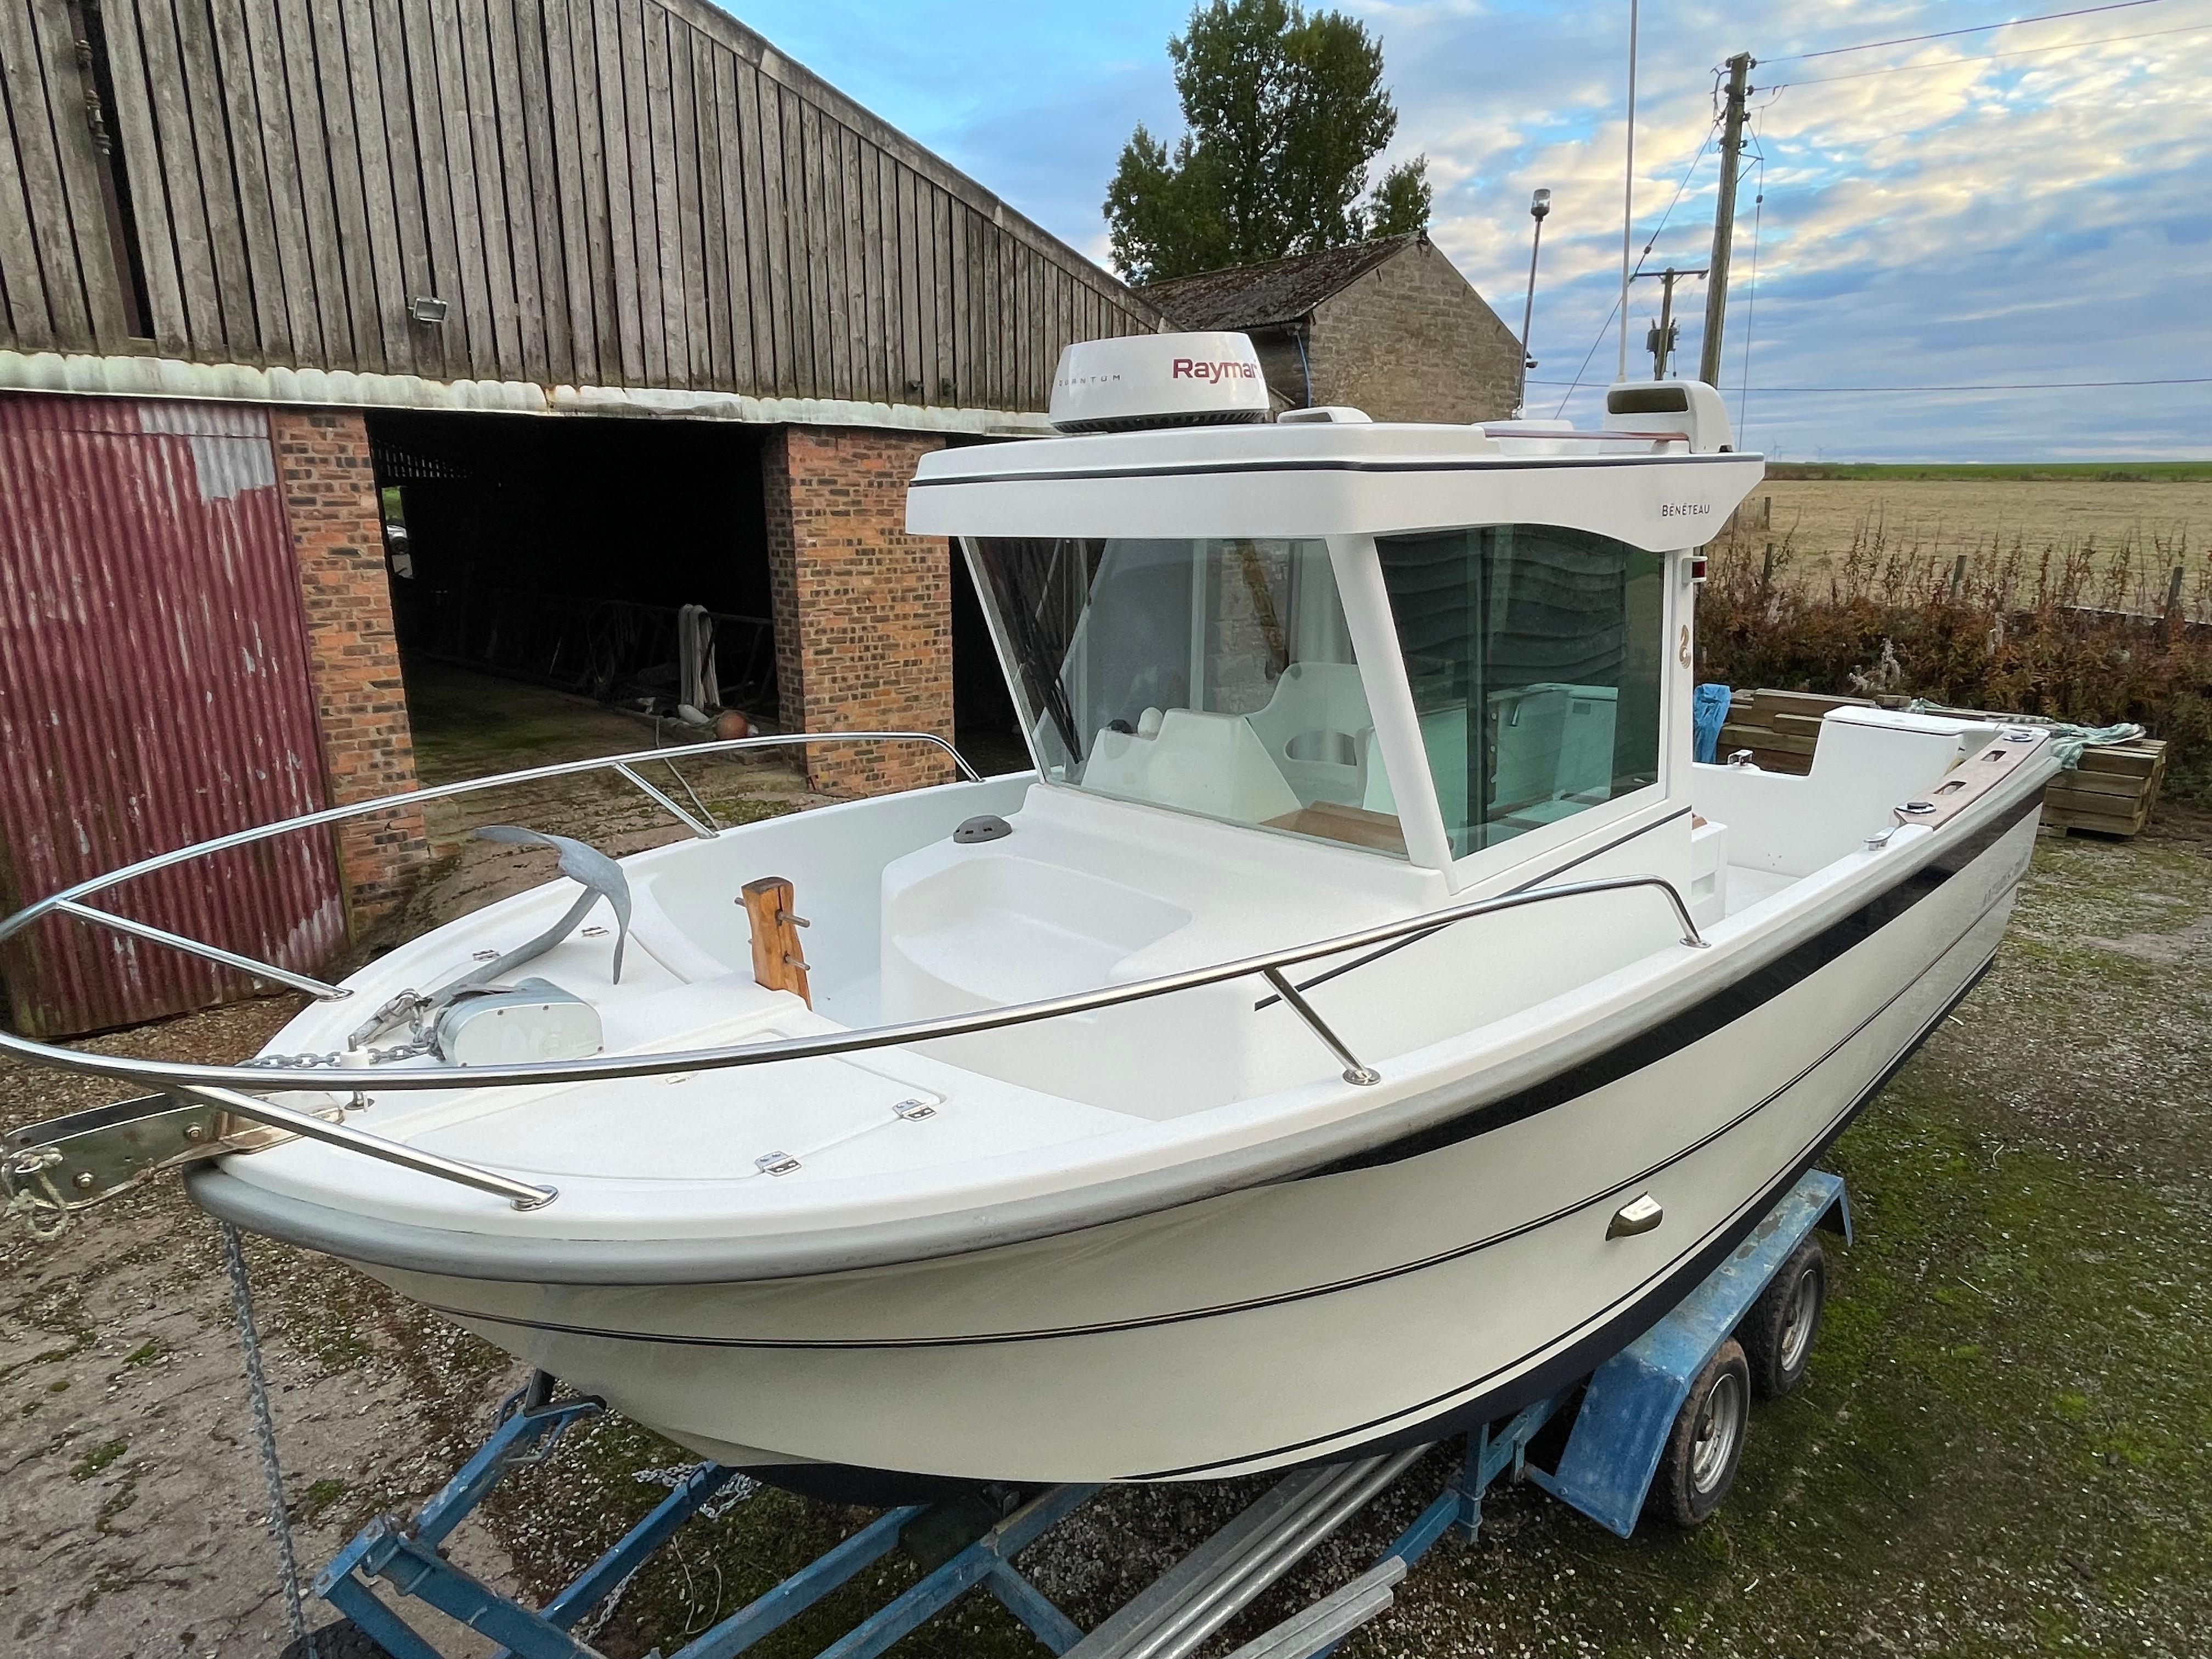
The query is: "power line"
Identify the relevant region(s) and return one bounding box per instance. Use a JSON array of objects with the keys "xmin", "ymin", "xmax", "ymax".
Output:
[
  {"xmin": 1532, "ymin": 376, "xmax": 2212, "ymax": 392},
  {"xmin": 1772, "ymin": 20, "xmax": 2212, "ymax": 87},
  {"xmin": 1760, "ymin": 0, "xmax": 2170, "ymax": 64},
  {"xmin": 1551, "ymin": 117, "xmax": 1721, "ymax": 416},
  {"xmin": 1735, "ymin": 131, "xmax": 1765, "ymax": 442}
]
